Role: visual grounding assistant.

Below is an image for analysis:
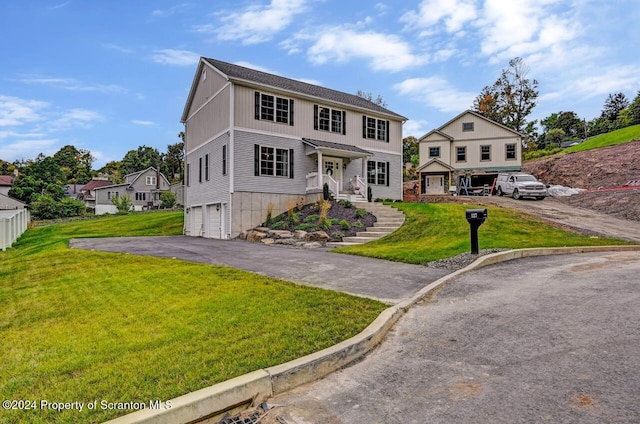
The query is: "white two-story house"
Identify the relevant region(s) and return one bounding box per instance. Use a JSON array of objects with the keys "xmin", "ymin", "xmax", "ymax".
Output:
[
  {"xmin": 417, "ymin": 110, "xmax": 524, "ymax": 195},
  {"xmin": 181, "ymin": 58, "xmax": 406, "ymax": 239}
]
